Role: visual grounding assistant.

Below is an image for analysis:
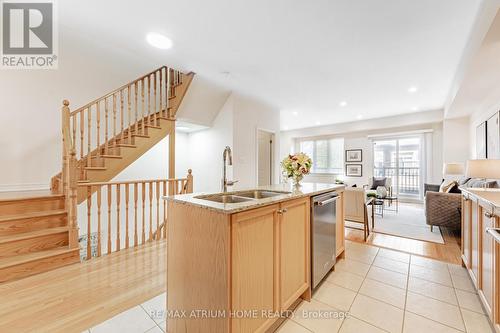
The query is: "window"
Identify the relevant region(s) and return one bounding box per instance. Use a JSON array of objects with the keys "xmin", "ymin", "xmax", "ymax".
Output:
[{"xmin": 298, "ymin": 138, "xmax": 344, "ymax": 174}]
